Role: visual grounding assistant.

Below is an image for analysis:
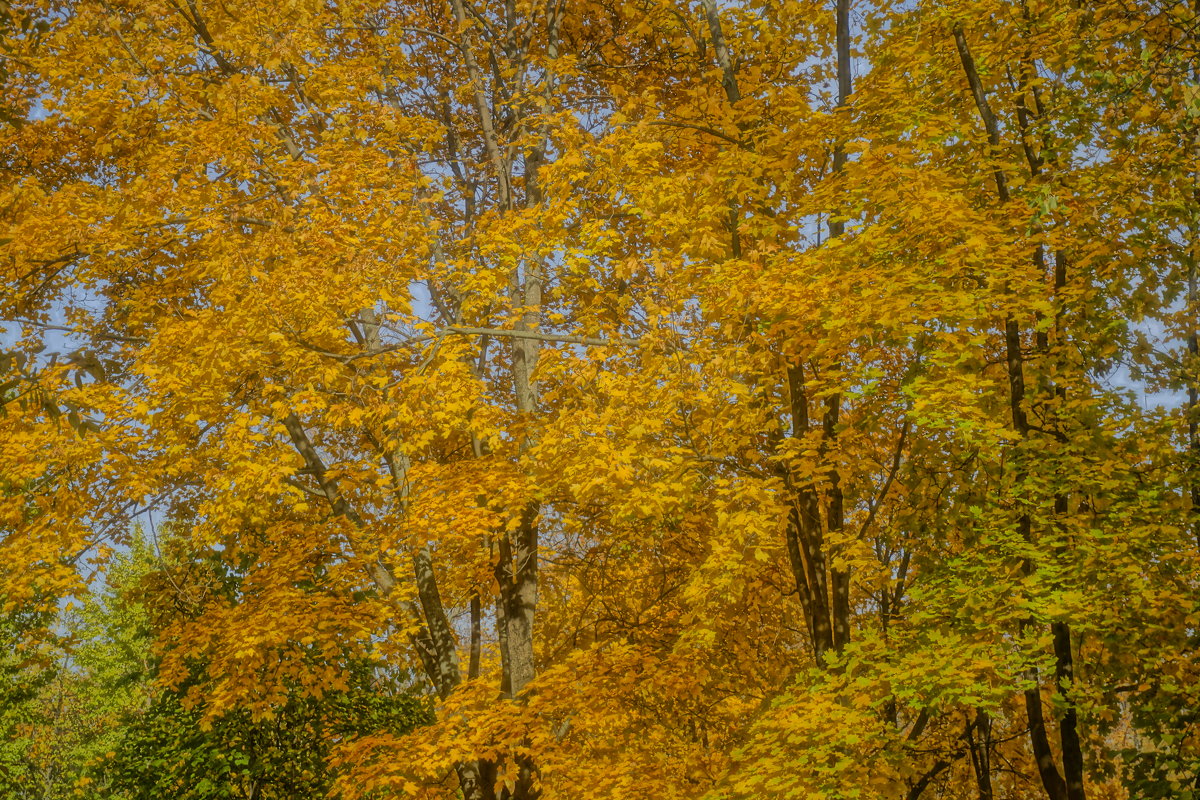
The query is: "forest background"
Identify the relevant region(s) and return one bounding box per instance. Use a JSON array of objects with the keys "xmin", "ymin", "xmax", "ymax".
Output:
[{"xmin": 1, "ymin": 0, "xmax": 1198, "ymax": 798}]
